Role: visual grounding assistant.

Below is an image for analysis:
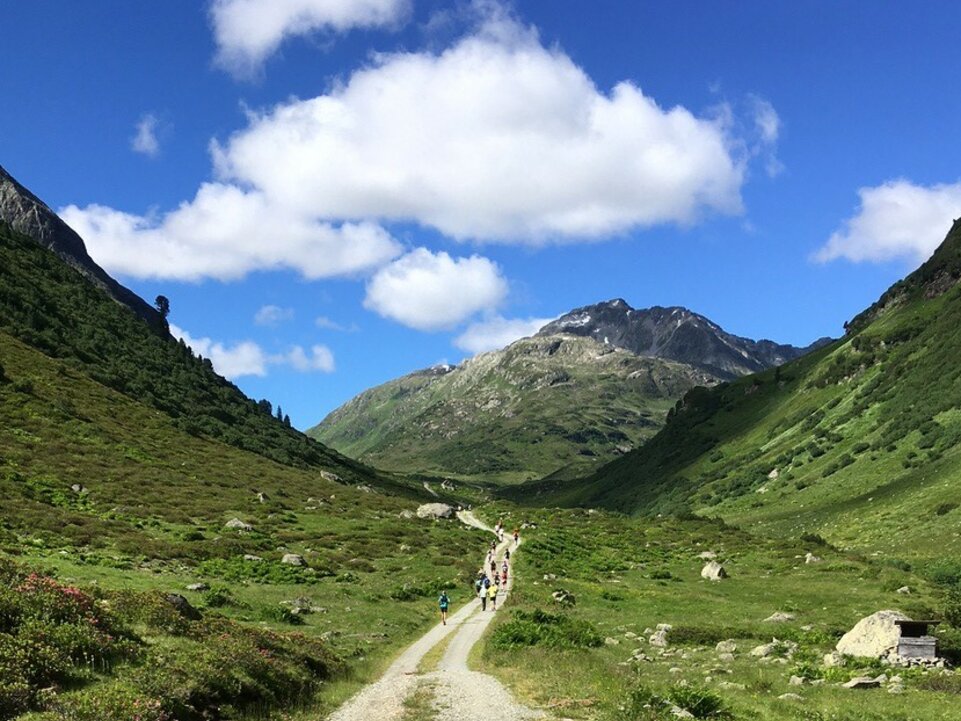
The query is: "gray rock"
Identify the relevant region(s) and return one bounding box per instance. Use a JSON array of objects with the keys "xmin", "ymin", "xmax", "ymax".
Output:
[
  {"xmin": 281, "ymin": 553, "xmax": 307, "ymax": 567},
  {"xmin": 896, "ymin": 586, "xmax": 911, "ymax": 595},
  {"xmin": 243, "ymin": 554, "xmax": 263, "ymax": 562},
  {"xmin": 697, "ymin": 551, "xmax": 718, "ymax": 560},
  {"xmin": 715, "ymin": 640, "xmax": 737, "ymax": 654},
  {"xmin": 836, "ymin": 610, "xmax": 910, "ymax": 659},
  {"xmin": 649, "ymin": 623, "xmax": 672, "ymax": 648},
  {"xmin": 164, "ymin": 593, "xmax": 201, "ymax": 620},
  {"xmin": 416, "ymin": 503, "xmax": 455, "ymax": 519},
  {"xmin": 717, "ymin": 652, "xmax": 735, "ymax": 663},
  {"xmin": 70, "ymin": 483, "xmax": 87, "ymax": 494},
  {"xmin": 789, "ymin": 675, "xmax": 805, "ymax": 686},
  {"xmin": 186, "ymin": 582, "xmax": 209, "ymax": 592},
  {"xmin": 805, "ymin": 552, "xmax": 822, "ymax": 564},
  {"xmin": 823, "ymin": 651, "xmax": 844, "ymax": 667},
  {"xmin": 552, "ymin": 589, "xmax": 576, "ymax": 606},
  {"xmin": 320, "ymin": 470, "xmax": 342, "ymax": 483},
  {"xmin": 765, "ymin": 611, "xmax": 796, "ymax": 623},
  {"xmin": 778, "ymin": 693, "xmax": 804, "ymax": 701},
  {"xmin": 604, "ymin": 637, "xmax": 620, "ymax": 646},
  {"xmin": 701, "ymin": 561, "xmax": 728, "ymax": 581},
  {"xmin": 842, "ymin": 675, "xmax": 885, "ymax": 689},
  {"xmin": 398, "ymin": 509, "xmax": 415, "ymax": 519},
  {"xmin": 225, "ymin": 518, "xmax": 253, "ymax": 532},
  {"xmin": 543, "ymin": 573, "xmax": 557, "ymax": 581}
]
